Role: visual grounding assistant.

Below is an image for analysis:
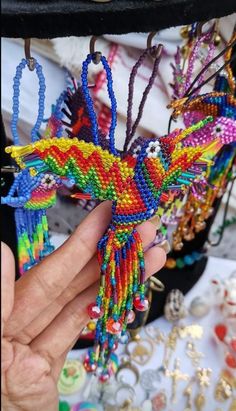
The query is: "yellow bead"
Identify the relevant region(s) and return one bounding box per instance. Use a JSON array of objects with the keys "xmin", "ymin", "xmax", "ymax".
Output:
[{"xmin": 87, "ymin": 321, "xmax": 96, "ymax": 331}]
